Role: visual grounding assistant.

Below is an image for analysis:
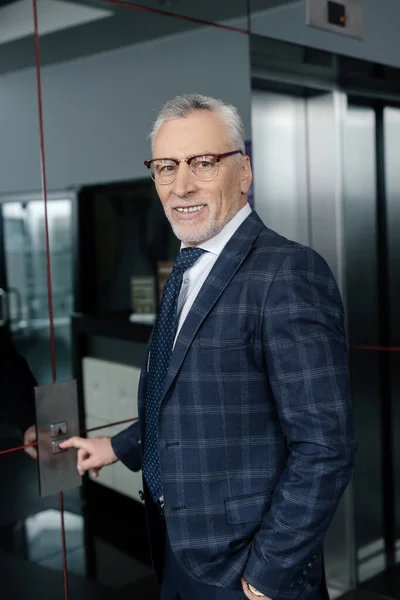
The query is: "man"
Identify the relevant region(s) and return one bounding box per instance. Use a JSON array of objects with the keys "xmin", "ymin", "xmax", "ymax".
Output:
[{"xmin": 61, "ymin": 94, "xmax": 357, "ymax": 600}]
